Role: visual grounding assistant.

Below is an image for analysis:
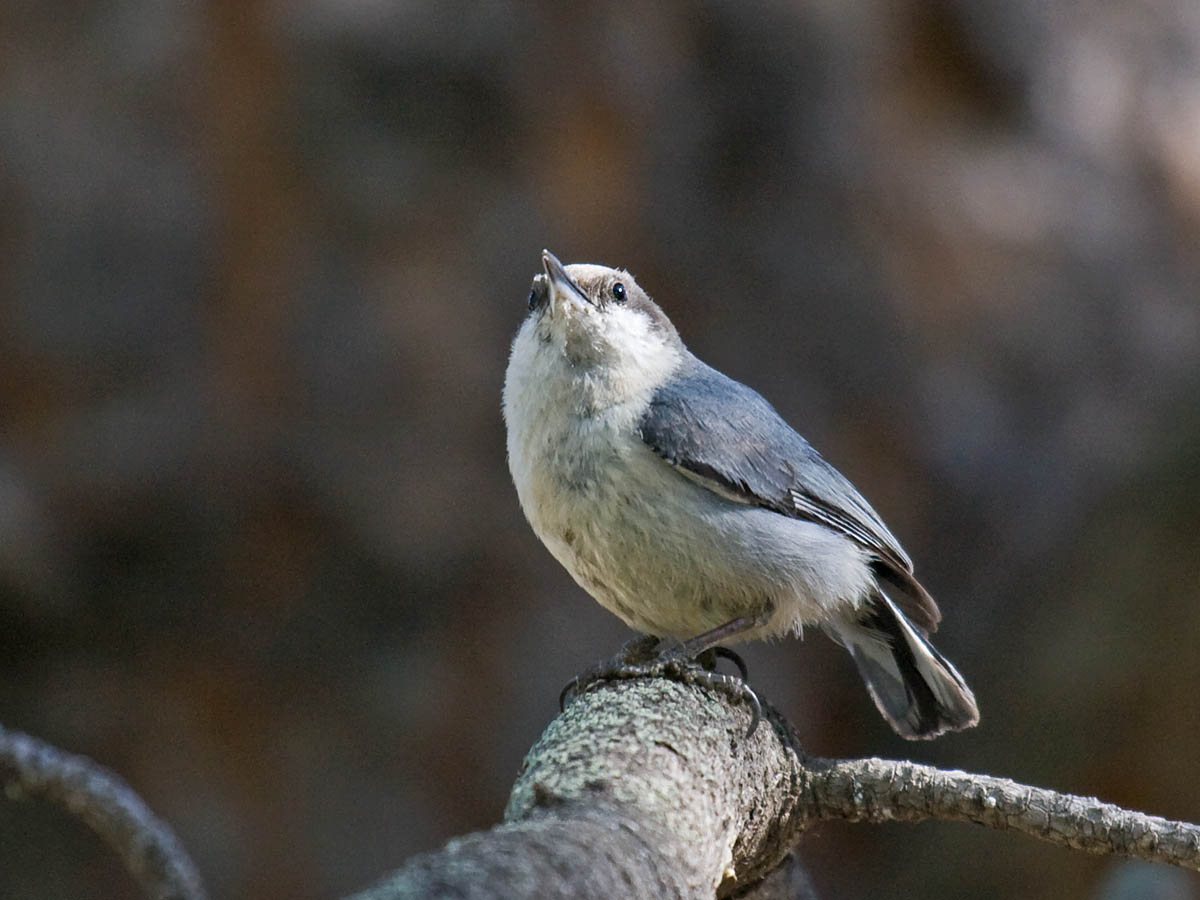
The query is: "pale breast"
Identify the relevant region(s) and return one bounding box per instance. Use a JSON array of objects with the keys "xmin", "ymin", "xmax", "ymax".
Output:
[{"xmin": 503, "ymin": 327, "xmax": 874, "ymax": 641}]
